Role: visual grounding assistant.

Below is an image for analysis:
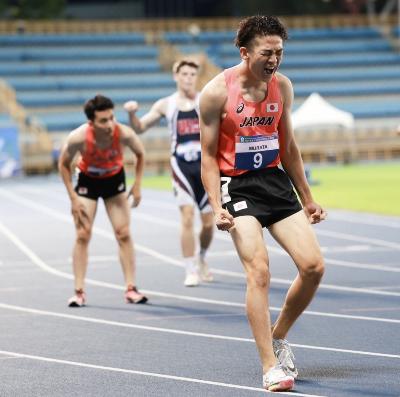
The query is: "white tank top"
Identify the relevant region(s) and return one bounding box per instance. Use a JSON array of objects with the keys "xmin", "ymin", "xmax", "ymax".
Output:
[{"xmin": 166, "ymin": 92, "xmax": 201, "ymax": 162}]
